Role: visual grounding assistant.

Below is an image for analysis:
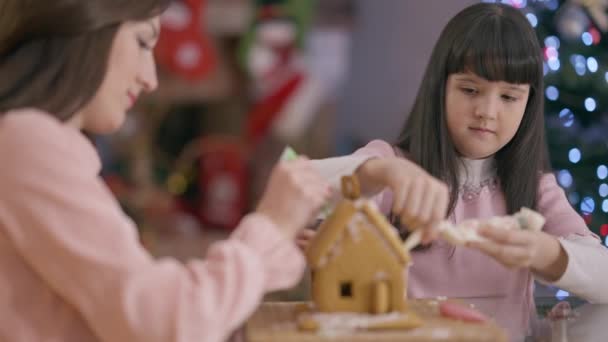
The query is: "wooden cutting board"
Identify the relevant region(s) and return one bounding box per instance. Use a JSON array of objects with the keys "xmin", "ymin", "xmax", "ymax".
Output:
[{"xmin": 245, "ymin": 301, "xmax": 508, "ymax": 342}]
